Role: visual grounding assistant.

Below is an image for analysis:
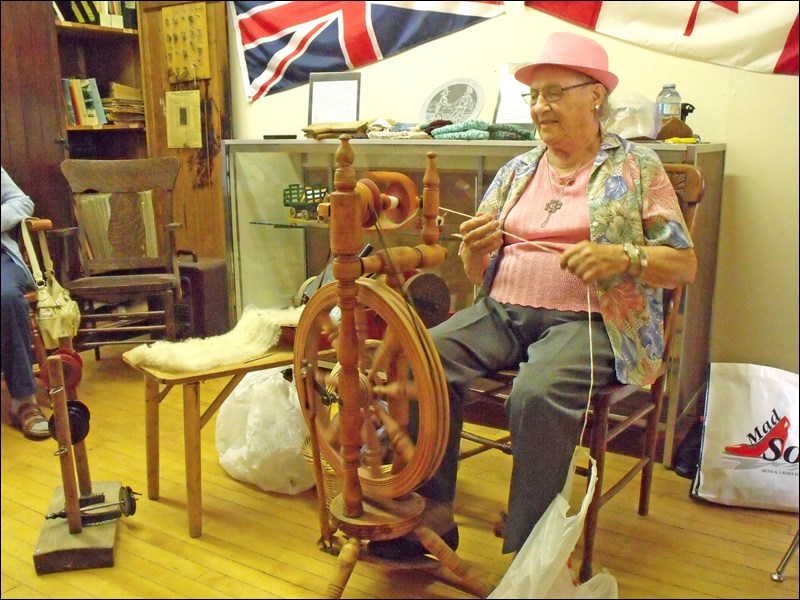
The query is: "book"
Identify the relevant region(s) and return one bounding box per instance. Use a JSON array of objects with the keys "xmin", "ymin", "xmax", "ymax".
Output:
[
  {"xmin": 54, "ymin": 1, "xmax": 78, "ymax": 22},
  {"xmin": 61, "ymin": 79, "xmax": 77, "ymax": 125},
  {"xmin": 122, "ymin": 1, "xmax": 137, "ymax": 29},
  {"xmin": 68, "ymin": 78, "xmax": 87, "ymax": 125},
  {"xmin": 80, "ymin": 78, "xmax": 107, "ymax": 125},
  {"xmin": 103, "ymin": 81, "xmax": 144, "ymax": 124},
  {"xmin": 53, "ymin": 1, "xmax": 66, "ymax": 22},
  {"xmin": 96, "ymin": 1, "xmax": 124, "ymax": 28},
  {"xmin": 70, "ymin": 1, "xmax": 100, "ymax": 24},
  {"xmin": 109, "ymin": 81, "xmax": 143, "ymax": 102}
]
